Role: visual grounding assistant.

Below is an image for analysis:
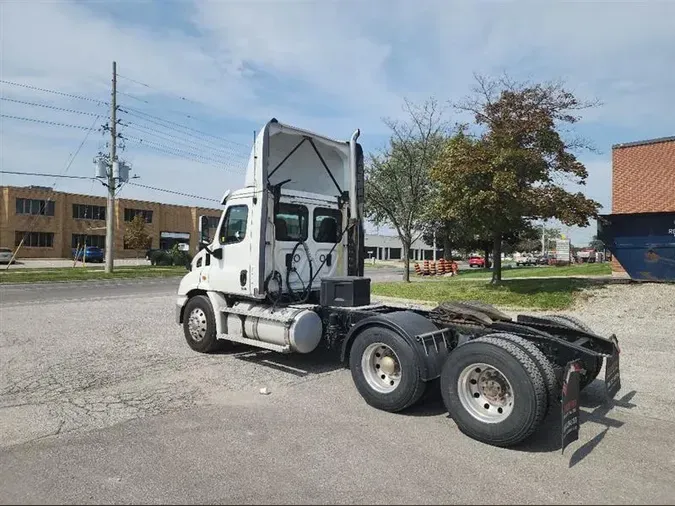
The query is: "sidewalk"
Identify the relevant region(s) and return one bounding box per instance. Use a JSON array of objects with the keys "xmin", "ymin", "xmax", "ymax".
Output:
[{"xmin": 3, "ymin": 258, "xmax": 150, "ymax": 269}]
